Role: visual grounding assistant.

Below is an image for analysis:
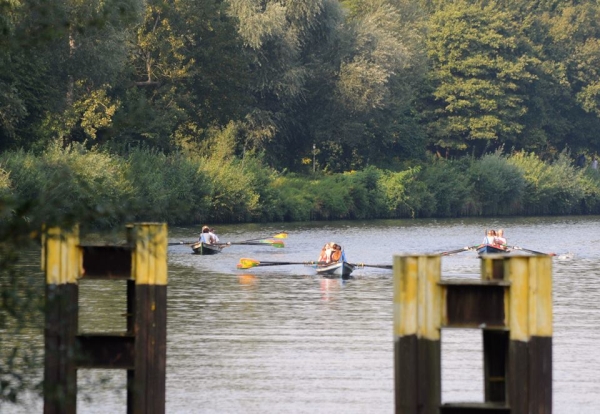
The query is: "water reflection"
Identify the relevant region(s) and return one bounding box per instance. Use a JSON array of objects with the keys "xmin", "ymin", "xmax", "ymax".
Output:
[
  {"xmin": 237, "ymin": 274, "xmax": 258, "ymax": 287},
  {"xmin": 319, "ymin": 278, "xmax": 341, "ymax": 301}
]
